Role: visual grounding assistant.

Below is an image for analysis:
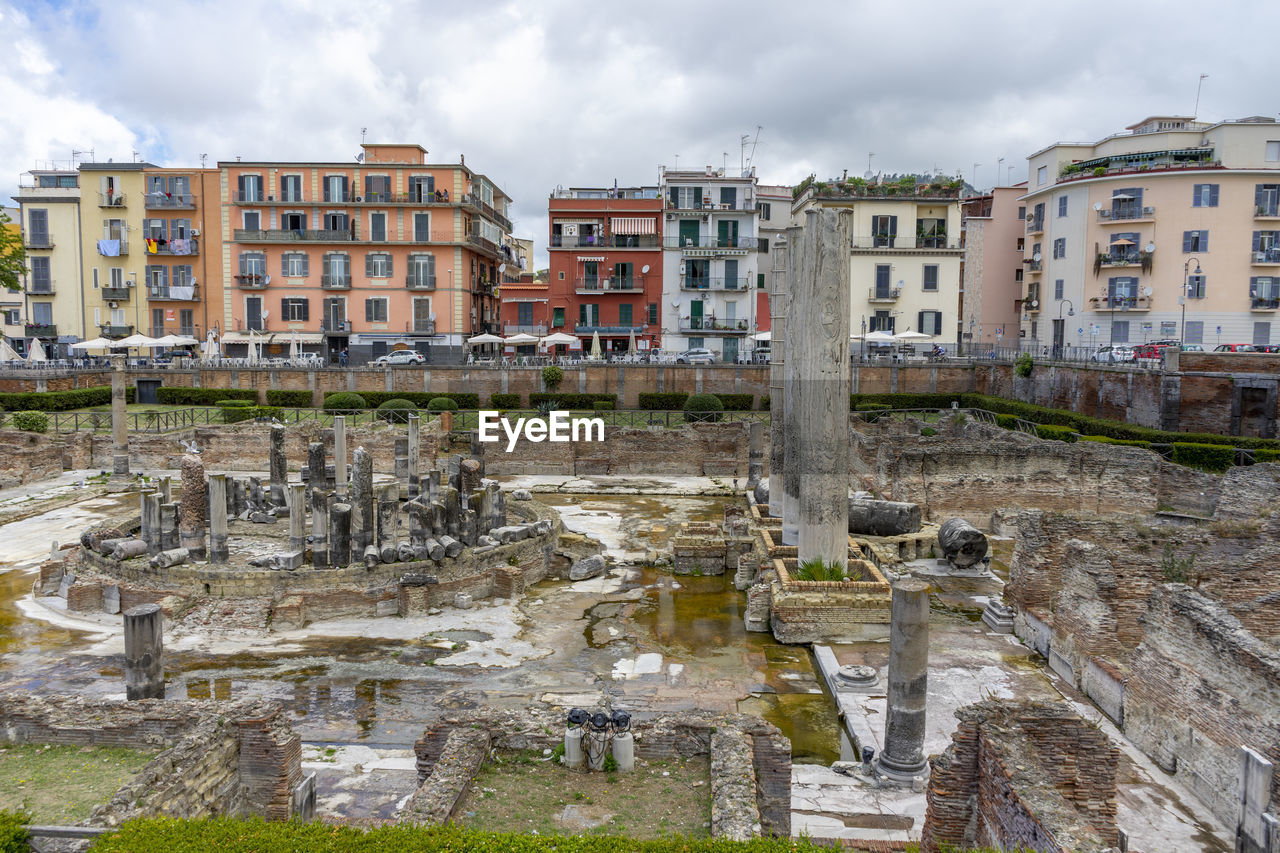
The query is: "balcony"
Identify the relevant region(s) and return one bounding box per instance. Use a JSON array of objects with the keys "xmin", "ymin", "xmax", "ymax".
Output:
[
  {"xmin": 577, "ymin": 275, "xmax": 645, "ymax": 294},
  {"xmin": 663, "ymin": 235, "xmax": 758, "ymax": 251},
  {"xmin": 461, "ymin": 192, "xmax": 513, "ymax": 232},
  {"xmin": 1088, "ymin": 295, "xmax": 1151, "ymax": 311},
  {"xmin": 25, "ymin": 282, "xmax": 55, "ymax": 296},
  {"xmin": 467, "ymin": 232, "xmax": 500, "ymax": 256},
  {"xmin": 1256, "ymin": 205, "xmax": 1280, "ymax": 219},
  {"xmin": 1097, "ymin": 252, "xmax": 1146, "ymax": 269},
  {"xmin": 550, "ymin": 233, "xmax": 605, "ymax": 248},
  {"xmin": 235, "ymin": 228, "xmax": 358, "ymax": 243},
  {"xmin": 551, "ymin": 234, "xmax": 660, "ymax": 249},
  {"xmin": 97, "ymin": 237, "xmax": 129, "ymax": 256},
  {"xmin": 98, "ymin": 191, "xmax": 127, "ymax": 208},
  {"xmin": 679, "ymin": 276, "xmax": 750, "ymax": 292},
  {"xmin": 665, "ymin": 199, "xmax": 715, "ymax": 211},
  {"xmin": 850, "ymin": 238, "xmax": 961, "ymax": 253},
  {"xmin": 321, "ymin": 274, "xmax": 352, "ymax": 290},
  {"xmin": 148, "ymin": 284, "xmax": 200, "ymax": 301},
  {"xmin": 1026, "ymin": 218, "xmax": 1044, "ymax": 235},
  {"xmin": 574, "ymin": 324, "xmax": 646, "ymax": 335},
  {"xmin": 1252, "ymin": 249, "xmax": 1280, "ymax": 265},
  {"xmin": 1098, "ymin": 206, "xmax": 1155, "ymax": 223},
  {"xmin": 101, "ymin": 286, "xmax": 131, "ymax": 301},
  {"xmin": 148, "ymin": 238, "xmax": 199, "ymax": 256},
  {"xmin": 408, "ymin": 320, "xmax": 437, "ymax": 334},
  {"xmin": 100, "ymin": 324, "xmax": 133, "ymax": 339},
  {"xmin": 504, "ymin": 323, "xmax": 548, "ymax": 335},
  {"xmin": 24, "ymin": 323, "xmax": 57, "ymax": 338},
  {"xmin": 677, "ymin": 317, "xmax": 751, "ymax": 334},
  {"xmin": 145, "ymin": 192, "xmax": 197, "ymax": 209},
  {"xmin": 1026, "ymin": 259, "xmax": 1043, "ymax": 272},
  {"xmin": 322, "ymin": 321, "xmax": 352, "ymax": 335},
  {"xmin": 867, "ymin": 287, "xmax": 901, "ymax": 303},
  {"xmin": 24, "ymin": 236, "xmax": 54, "ymax": 249},
  {"xmin": 1251, "ymin": 297, "xmax": 1280, "ymax": 312},
  {"xmin": 406, "ymin": 275, "xmax": 437, "ymax": 291},
  {"xmin": 235, "ymin": 273, "xmax": 269, "ymax": 289}
]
